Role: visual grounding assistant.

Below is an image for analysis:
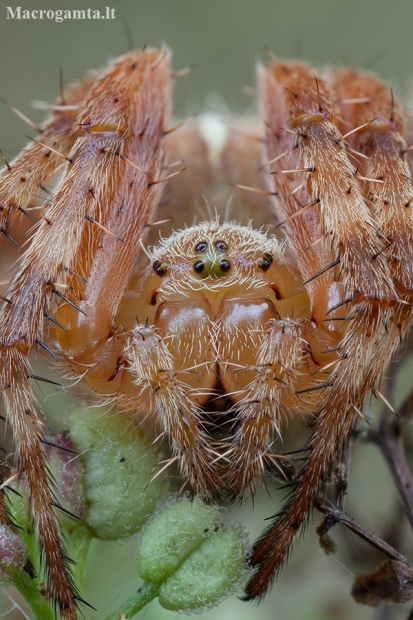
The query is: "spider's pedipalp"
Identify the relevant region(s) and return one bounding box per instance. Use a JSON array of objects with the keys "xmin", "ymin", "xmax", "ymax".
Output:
[
  {"xmin": 223, "ymin": 316, "xmax": 310, "ymax": 498},
  {"xmin": 124, "ymin": 319, "xmax": 220, "ymax": 497}
]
